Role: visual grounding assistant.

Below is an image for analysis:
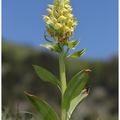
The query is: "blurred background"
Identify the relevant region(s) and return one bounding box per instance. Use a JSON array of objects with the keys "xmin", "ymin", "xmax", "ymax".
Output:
[{"xmin": 2, "ymin": 0, "xmax": 118, "ymax": 120}]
